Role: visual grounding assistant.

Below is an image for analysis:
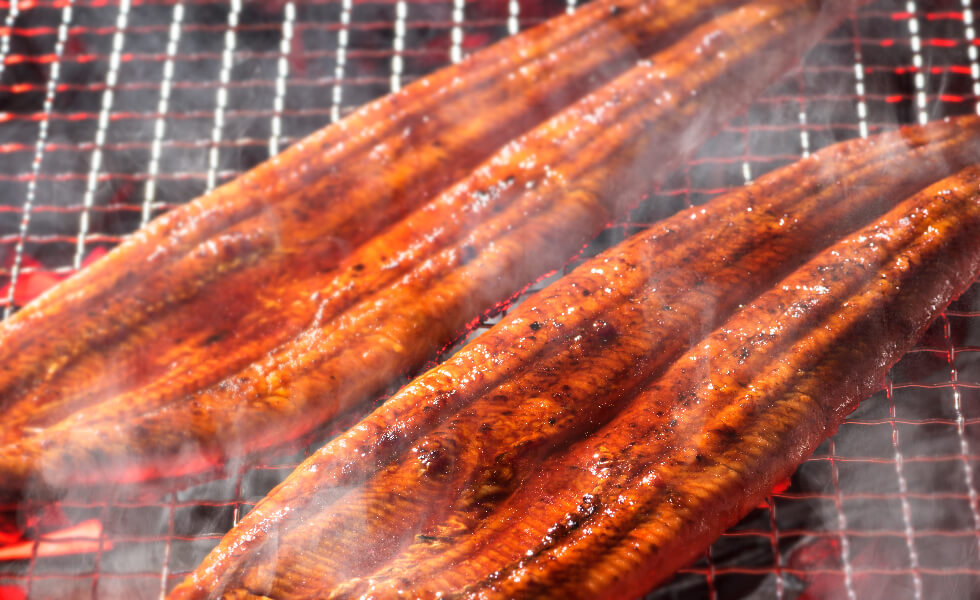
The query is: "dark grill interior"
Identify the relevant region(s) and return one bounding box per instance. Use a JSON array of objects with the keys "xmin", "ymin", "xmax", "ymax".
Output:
[{"xmin": 1, "ymin": 0, "xmax": 980, "ymax": 598}]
